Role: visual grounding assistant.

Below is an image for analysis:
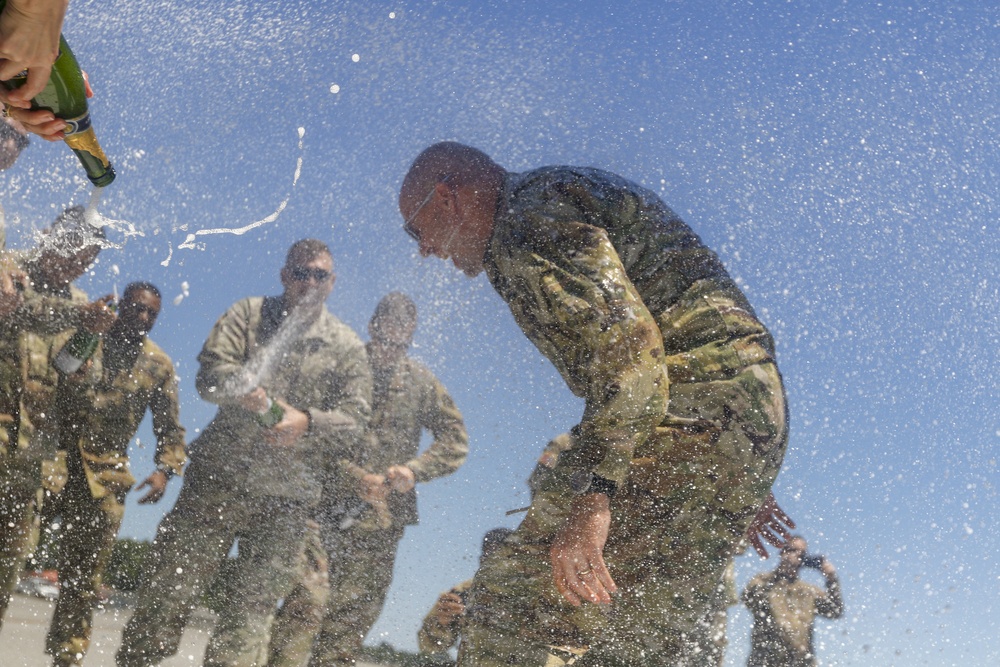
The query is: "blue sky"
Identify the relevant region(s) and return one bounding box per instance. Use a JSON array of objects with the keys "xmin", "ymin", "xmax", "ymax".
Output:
[{"xmin": 2, "ymin": 1, "xmax": 998, "ymax": 664}]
